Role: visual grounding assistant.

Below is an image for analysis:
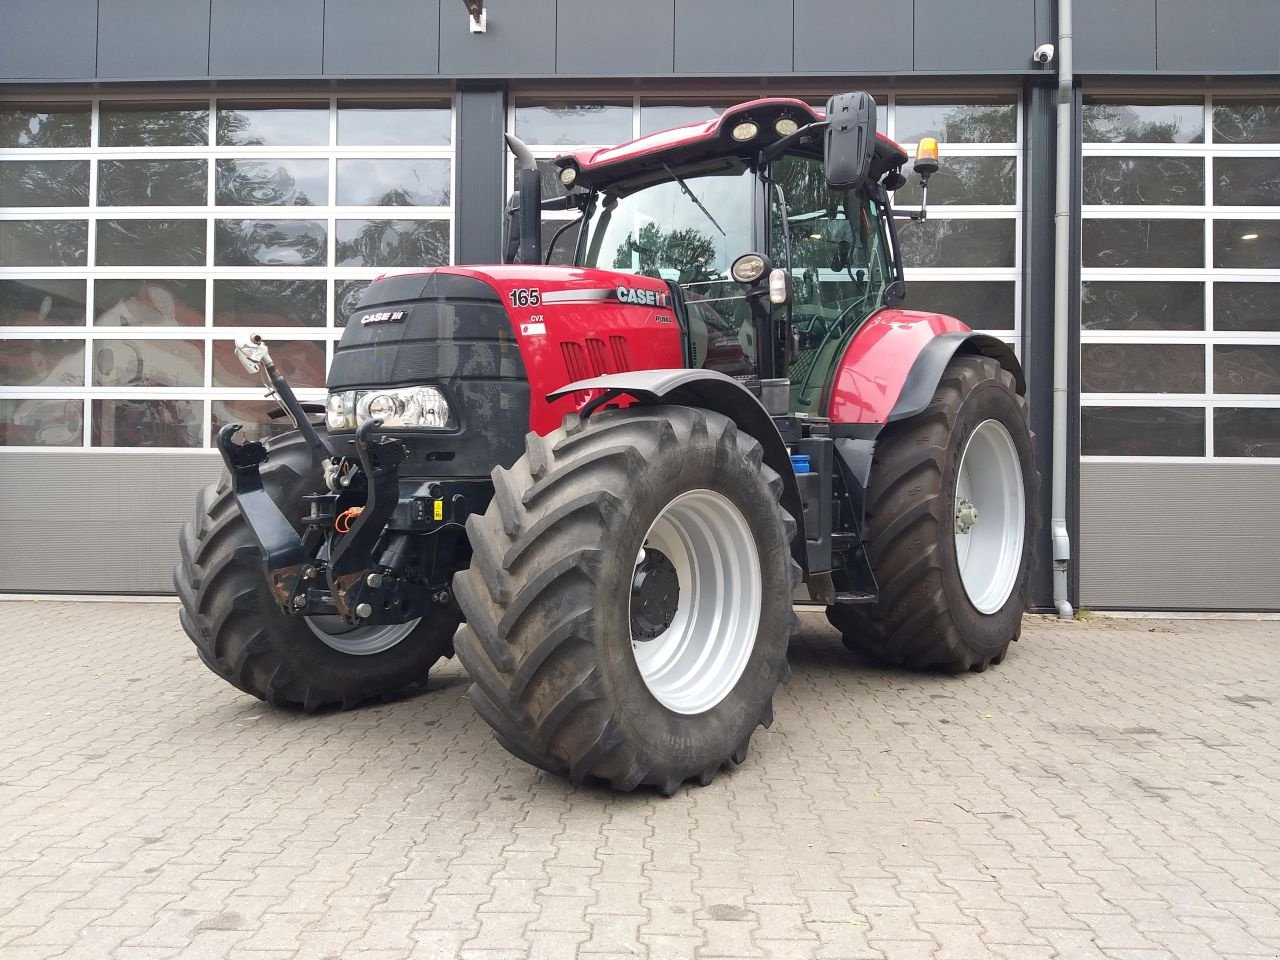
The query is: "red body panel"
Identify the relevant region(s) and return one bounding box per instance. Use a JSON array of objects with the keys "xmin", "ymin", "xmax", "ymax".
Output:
[{"xmin": 826, "ymin": 309, "xmax": 971, "ymax": 424}]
